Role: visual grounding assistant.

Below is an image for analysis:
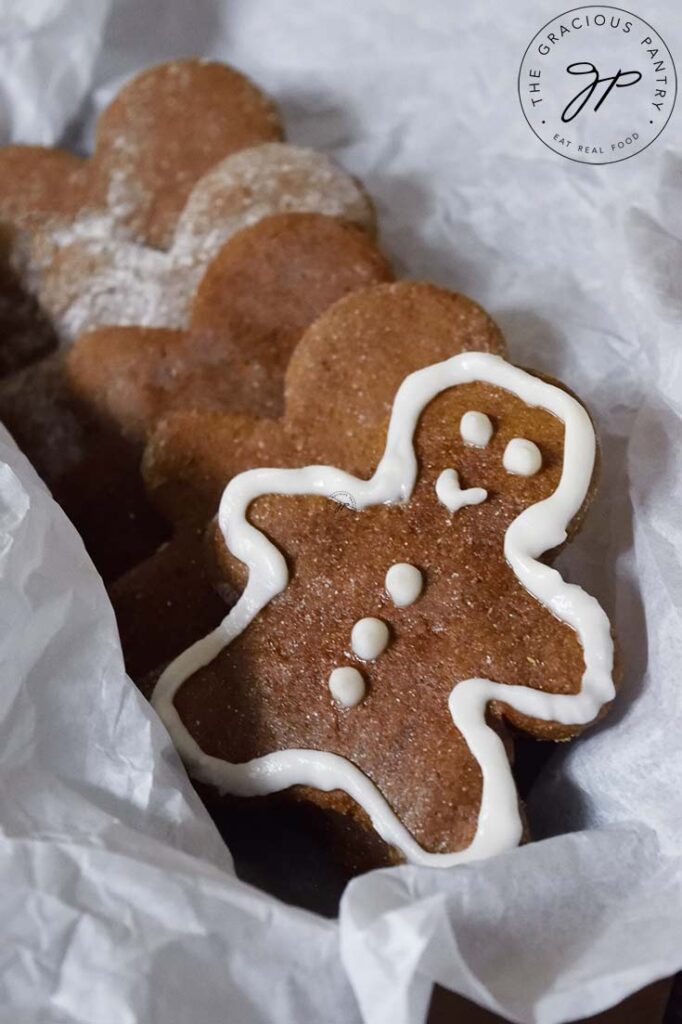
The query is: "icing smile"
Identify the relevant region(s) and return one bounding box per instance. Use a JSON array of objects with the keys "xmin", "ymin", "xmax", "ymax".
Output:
[{"xmin": 435, "ymin": 468, "xmax": 487, "ymax": 512}]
